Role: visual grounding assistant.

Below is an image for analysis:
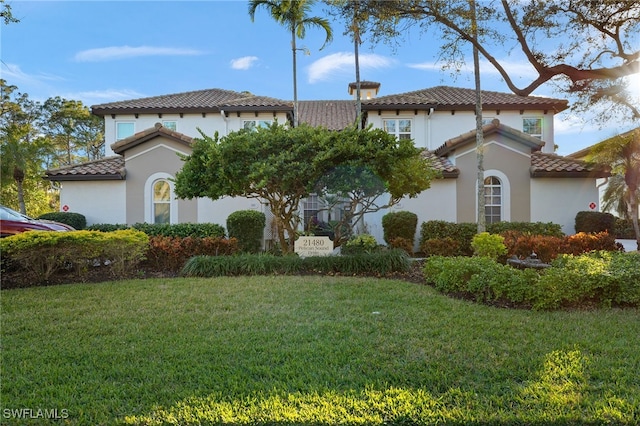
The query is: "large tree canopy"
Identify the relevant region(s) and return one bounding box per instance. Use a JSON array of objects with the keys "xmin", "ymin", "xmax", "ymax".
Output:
[
  {"xmin": 174, "ymin": 123, "xmax": 436, "ymax": 252},
  {"xmin": 336, "ymin": 0, "xmax": 639, "ymax": 122}
]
